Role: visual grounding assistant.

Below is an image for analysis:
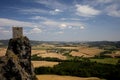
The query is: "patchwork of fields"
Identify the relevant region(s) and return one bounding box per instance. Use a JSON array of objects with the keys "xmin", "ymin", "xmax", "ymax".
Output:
[{"xmin": 0, "ymin": 42, "xmax": 120, "ymax": 80}]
